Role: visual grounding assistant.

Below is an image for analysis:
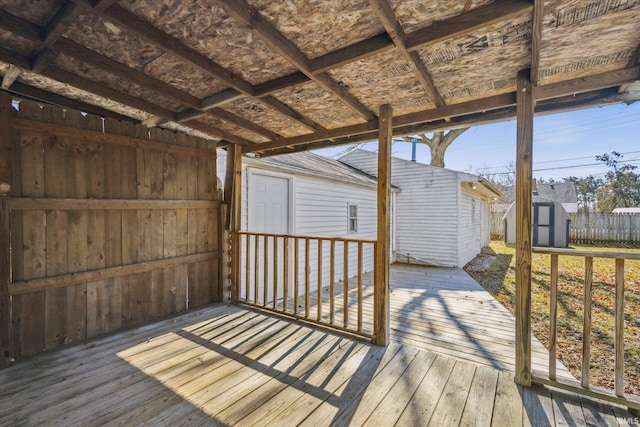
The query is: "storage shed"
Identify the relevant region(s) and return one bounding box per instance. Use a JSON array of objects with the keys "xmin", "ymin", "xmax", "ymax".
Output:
[
  {"xmin": 340, "ymin": 149, "xmax": 500, "ymax": 268},
  {"xmin": 503, "ymin": 197, "xmax": 571, "ymax": 247}
]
